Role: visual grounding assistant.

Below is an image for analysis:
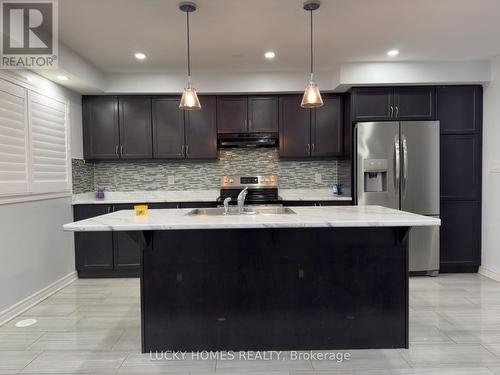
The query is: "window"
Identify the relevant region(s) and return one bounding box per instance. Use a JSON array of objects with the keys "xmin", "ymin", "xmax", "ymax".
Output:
[{"xmin": 0, "ymin": 77, "xmax": 70, "ymax": 197}]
